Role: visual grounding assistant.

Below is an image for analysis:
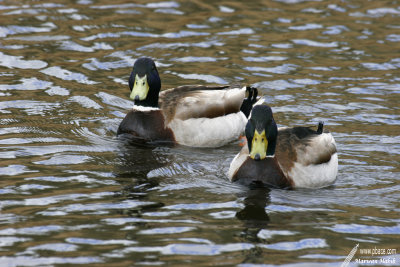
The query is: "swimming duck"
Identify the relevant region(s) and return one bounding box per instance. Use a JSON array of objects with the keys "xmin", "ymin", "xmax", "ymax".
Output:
[
  {"xmin": 117, "ymin": 57, "xmax": 258, "ymax": 147},
  {"xmin": 228, "ymin": 100, "xmax": 338, "ymax": 188}
]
